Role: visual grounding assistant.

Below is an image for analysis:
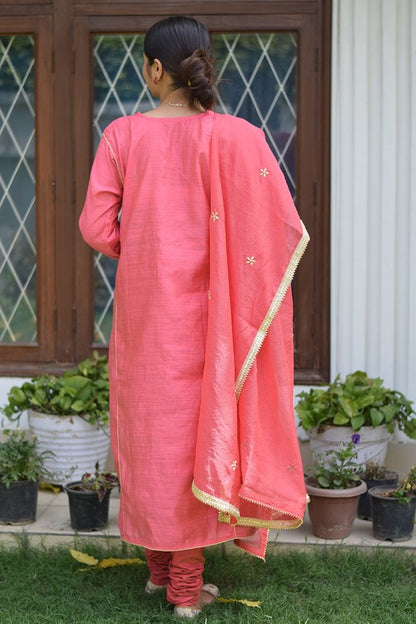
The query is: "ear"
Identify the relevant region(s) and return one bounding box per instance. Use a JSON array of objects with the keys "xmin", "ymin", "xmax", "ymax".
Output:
[{"xmin": 153, "ymin": 59, "xmax": 163, "ymax": 77}]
